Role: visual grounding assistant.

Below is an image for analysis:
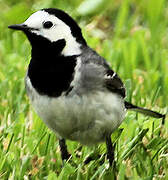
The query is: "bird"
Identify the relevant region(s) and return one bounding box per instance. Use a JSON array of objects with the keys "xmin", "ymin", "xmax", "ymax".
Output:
[{"xmin": 8, "ymin": 8, "xmax": 165, "ymax": 166}]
